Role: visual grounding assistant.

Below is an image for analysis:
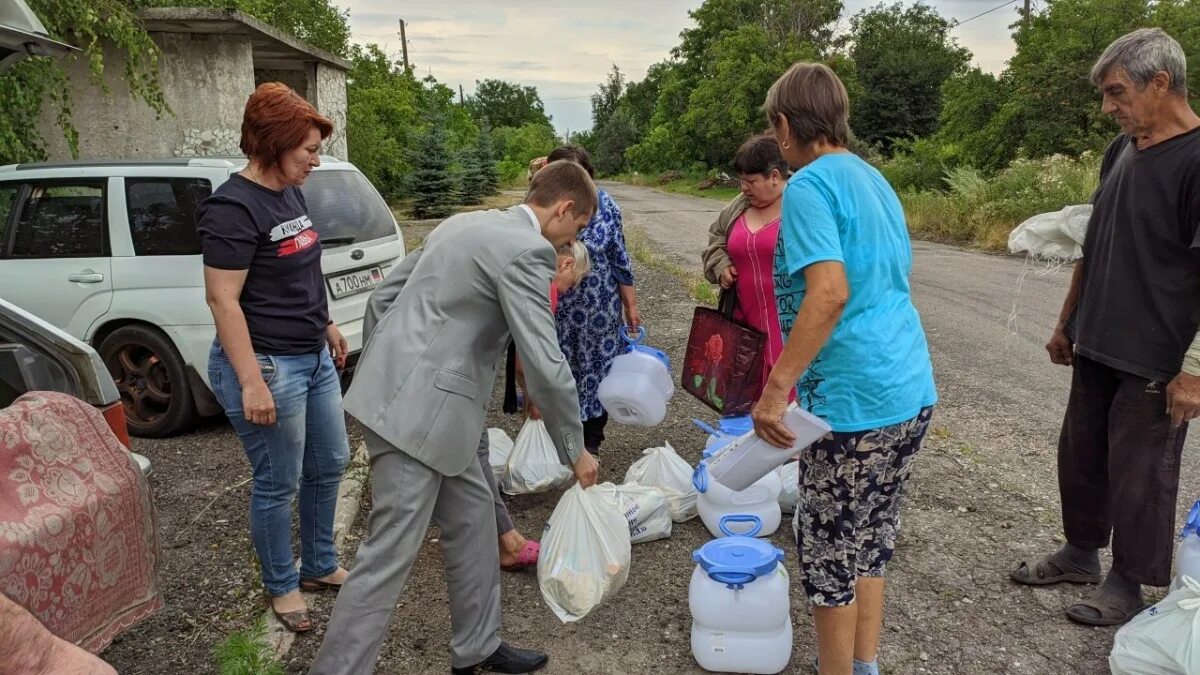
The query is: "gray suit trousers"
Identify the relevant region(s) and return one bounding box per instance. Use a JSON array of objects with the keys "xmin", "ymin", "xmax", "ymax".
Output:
[
  {"xmin": 477, "ymin": 430, "xmax": 515, "ymax": 536},
  {"xmin": 309, "ymin": 428, "xmax": 502, "ymax": 673}
]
